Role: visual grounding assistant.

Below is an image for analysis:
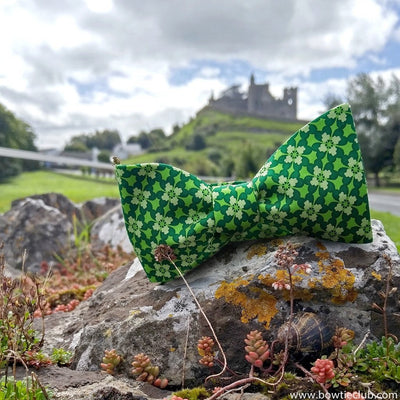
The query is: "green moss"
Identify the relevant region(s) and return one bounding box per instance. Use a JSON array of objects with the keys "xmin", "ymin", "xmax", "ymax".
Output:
[{"xmin": 172, "ymin": 386, "xmax": 210, "ymax": 400}]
